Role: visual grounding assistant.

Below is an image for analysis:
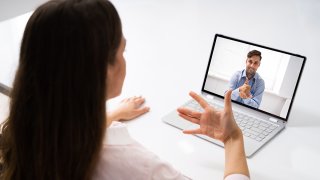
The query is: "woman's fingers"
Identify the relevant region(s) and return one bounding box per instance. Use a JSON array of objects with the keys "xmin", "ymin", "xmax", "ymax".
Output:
[
  {"xmin": 182, "ymin": 128, "xmax": 202, "ymax": 135},
  {"xmin": 177, "ymin": 107, "xmax": 201, "ymax": 119},
  {"xmin": 132, "ymin": 96, "xmax": 149, "ymax": 115},
  {"xmin": 116, "ymin": 96, "xmax": 150, "ymax": 121},
  {"xmin": 189, "ymin": 91, "xmax": 209, "ymax": 109},
  {"xmin": 224, "ymin": 90, "xmax": 233, "ymax": 112},
  {"xmin": 133, "ymin": 96, "xmax": 145, "ymax": 106},
  {"xmin": 178, "ymin": 112, "xmax": 200, "ymax": 125},
  {"xmin": 134, "ymin": 106, "xmax": 150, "ymax": 116}
]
